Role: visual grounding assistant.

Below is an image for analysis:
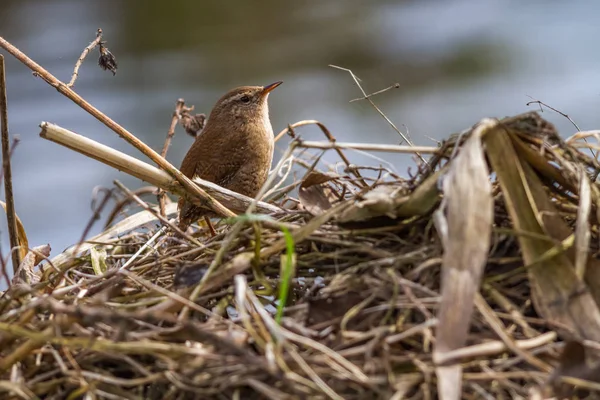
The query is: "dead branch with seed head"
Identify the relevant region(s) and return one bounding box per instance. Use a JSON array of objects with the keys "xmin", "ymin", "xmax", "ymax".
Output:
[{"xmin": 0, "ymin": 35, "xmax": 234, "ymax": 219}]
